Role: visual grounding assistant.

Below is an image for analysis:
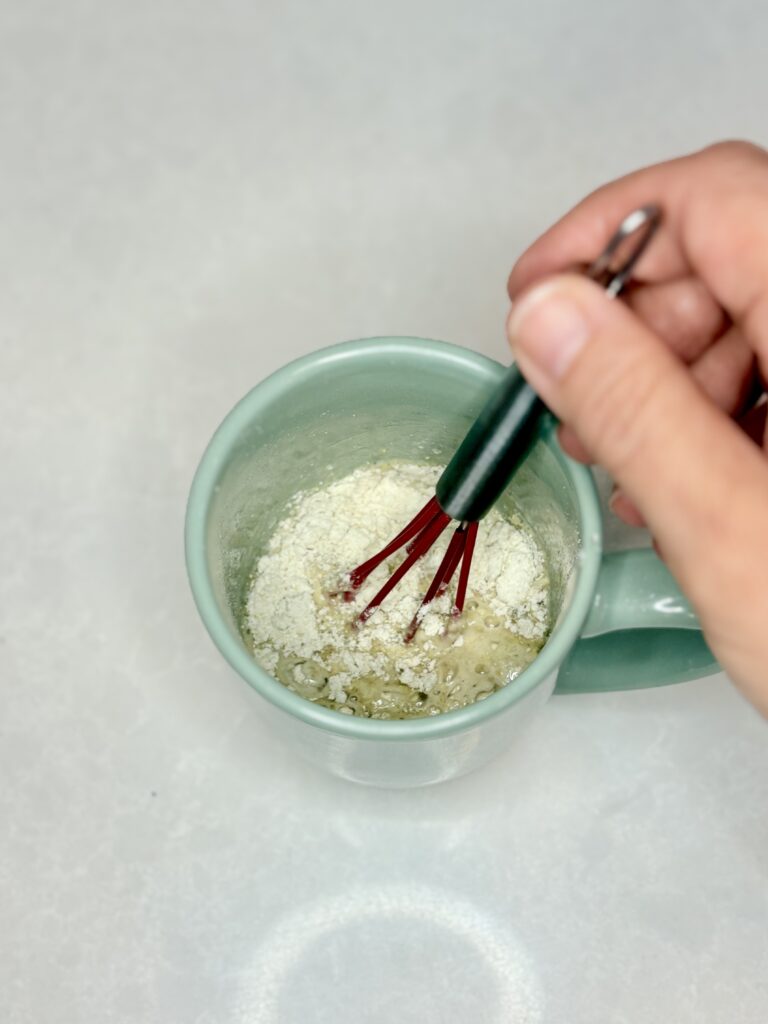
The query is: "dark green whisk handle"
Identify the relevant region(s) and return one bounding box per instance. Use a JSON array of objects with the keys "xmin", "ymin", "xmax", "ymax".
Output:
[
  {"xmin": 435, "ymin": 203, "xmax": 663, "ymax": 523},
  {"xmin": 435, "ymin": 367, "xmax": 549, "ymax": 522}
]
